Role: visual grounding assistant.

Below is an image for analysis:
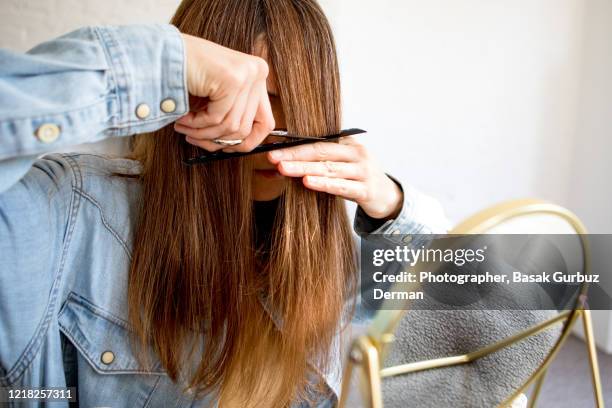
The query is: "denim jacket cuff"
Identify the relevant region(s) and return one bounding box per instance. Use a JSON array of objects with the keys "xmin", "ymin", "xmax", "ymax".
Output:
[{"xmin": 354, "ymin": 174, "xmax": 449, "ymax": 247}]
